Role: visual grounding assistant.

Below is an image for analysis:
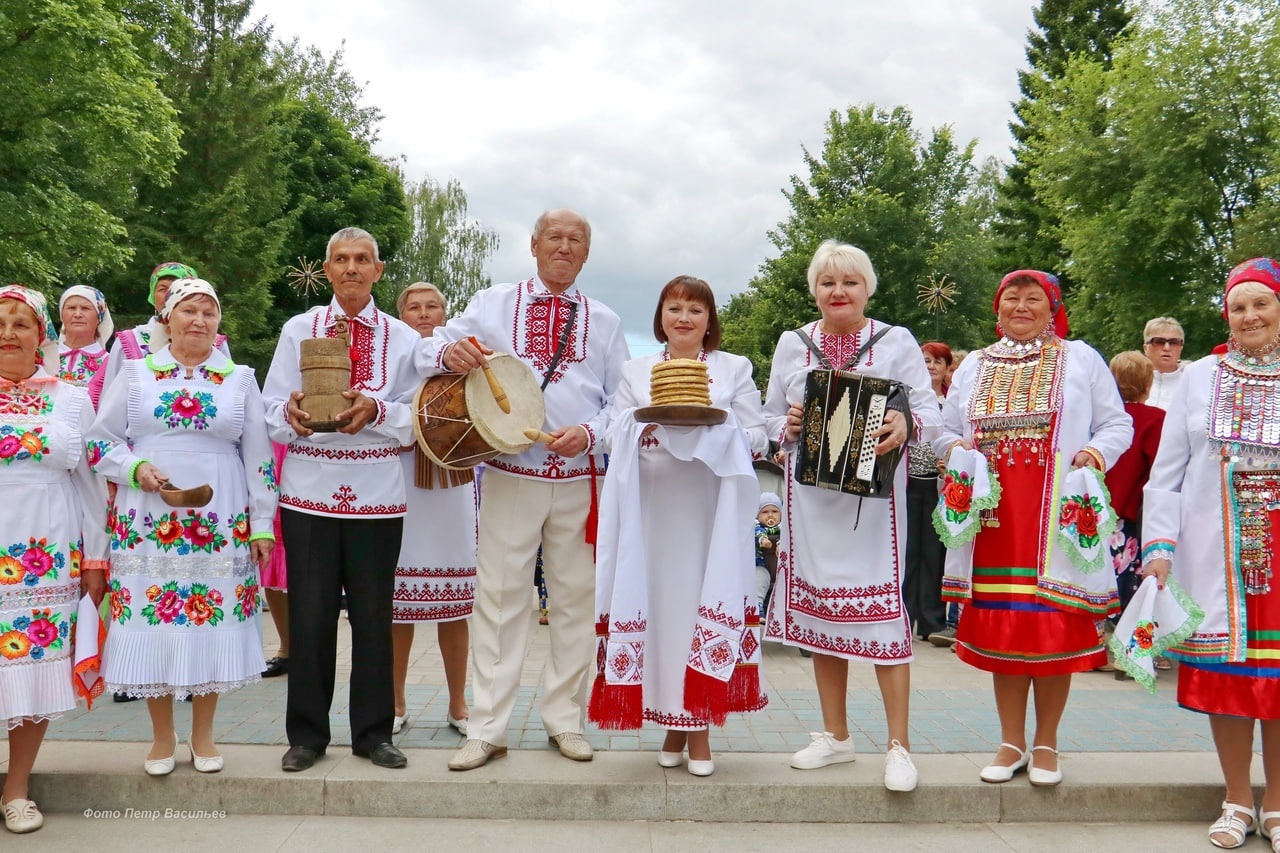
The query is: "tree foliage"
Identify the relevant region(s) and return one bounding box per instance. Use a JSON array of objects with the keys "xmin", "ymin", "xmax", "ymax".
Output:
[
  {"xmin": 0, "ymin": 0, "xmax": 180, "ymax": 290},
  {"xmin": 381, "ymin": 176, "xmax": 501, "ymax": 314},
  {"xmin": 1027, "ymin": 0, "xmax": 1280, "ymax": 356},
  {"xmin": 994, "ymin": 0, "xmax": 1133, "ymax": 292},
  {"xmin": 721, "ymin": 105, "xmax": 997, "ymax": 383},
  {"xmin": 271, "ymin": 38, "xmax": 383, "ymax": 144}
]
